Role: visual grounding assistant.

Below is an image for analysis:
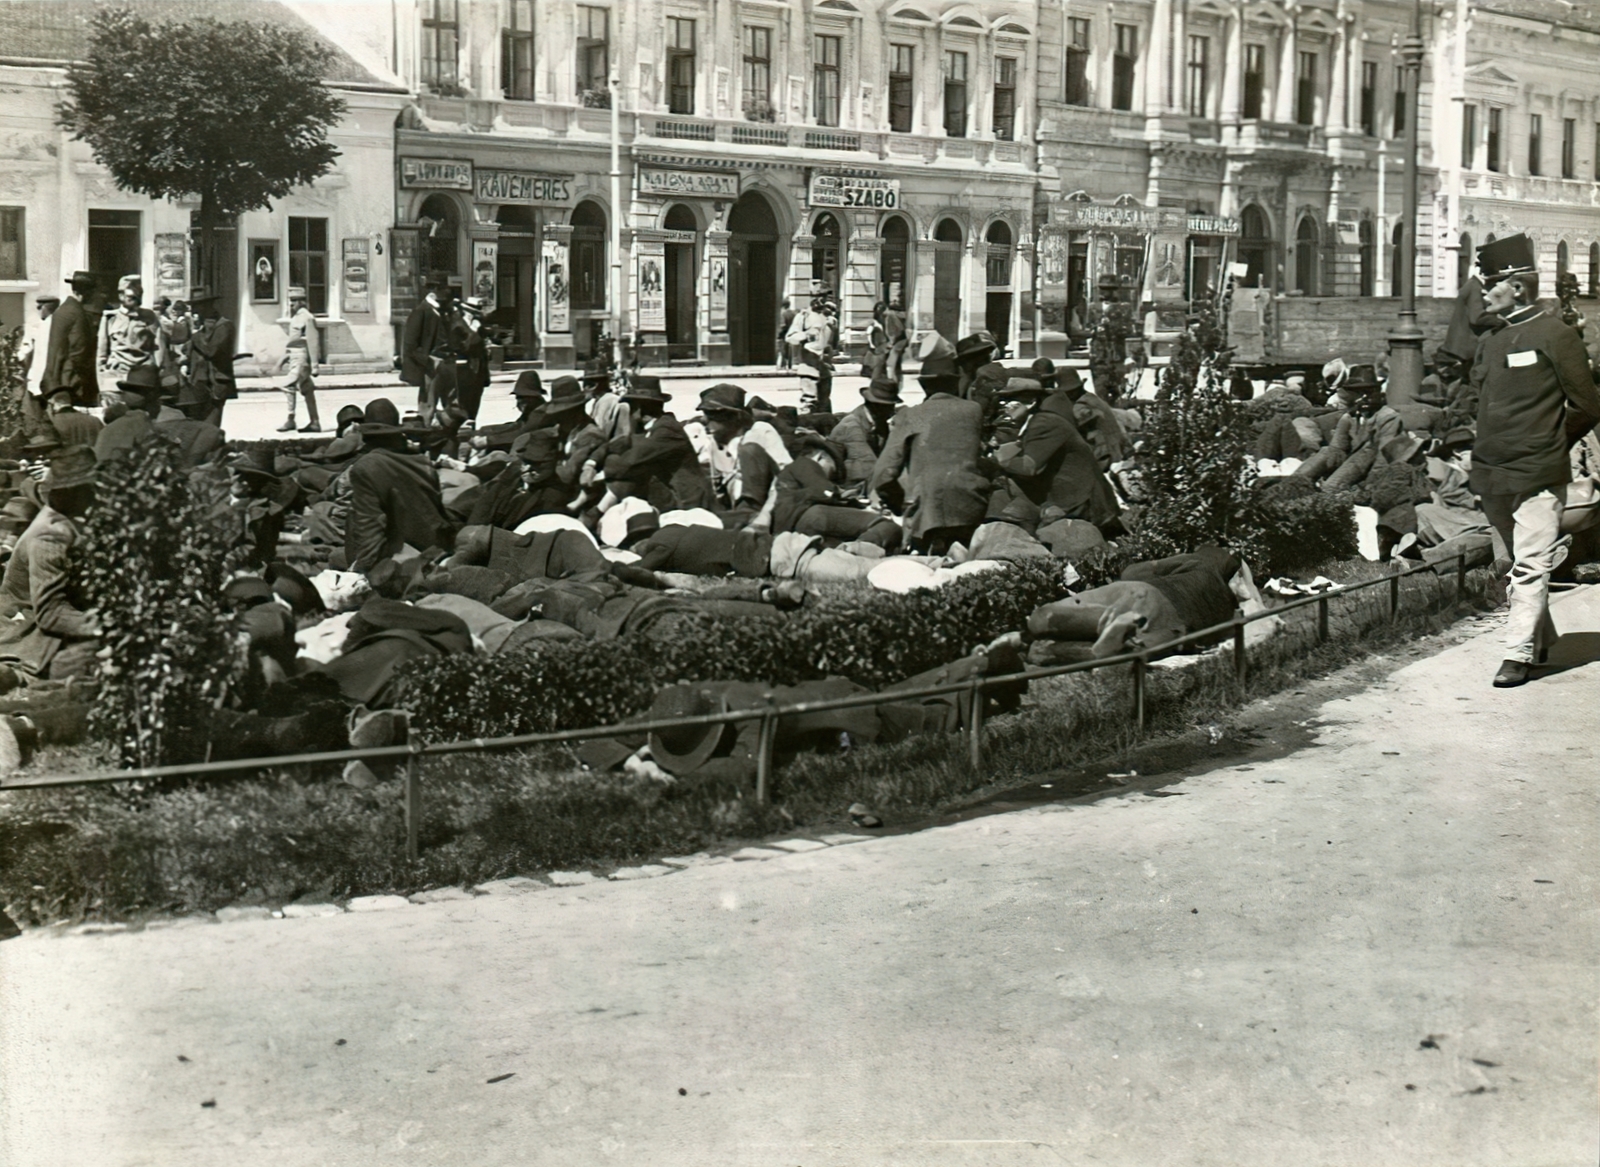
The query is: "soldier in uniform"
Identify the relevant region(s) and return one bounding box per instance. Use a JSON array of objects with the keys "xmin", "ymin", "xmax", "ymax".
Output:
[
  {"xmin": 278, "ymin": 286, "xmax": 322, "ymax": 432},
  {"xmin": 1468, "ymin": 234, "xmax": 1600, "ymax": 687},
  {"xmin": 96, "ymin": 274, "xmax": 160, "ymax": 407}
]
